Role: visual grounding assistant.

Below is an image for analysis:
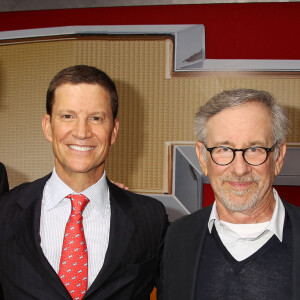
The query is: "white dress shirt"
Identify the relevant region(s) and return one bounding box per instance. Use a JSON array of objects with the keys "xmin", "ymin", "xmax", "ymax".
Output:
[
  {"xmin": 208, "ymin": 189, "xmax": 285, "ymax": 261},
  {"xmin": 40, "ymin": 168, "xmax": 111, "ymax": 288}
]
